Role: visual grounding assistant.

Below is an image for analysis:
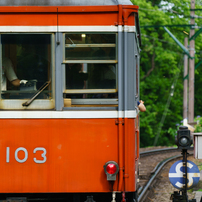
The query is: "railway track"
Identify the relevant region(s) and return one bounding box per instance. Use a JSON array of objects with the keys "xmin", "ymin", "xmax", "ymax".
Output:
[{"xmin": 138, "ymin": 147, "xmax": 194, "ymax": 202}]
